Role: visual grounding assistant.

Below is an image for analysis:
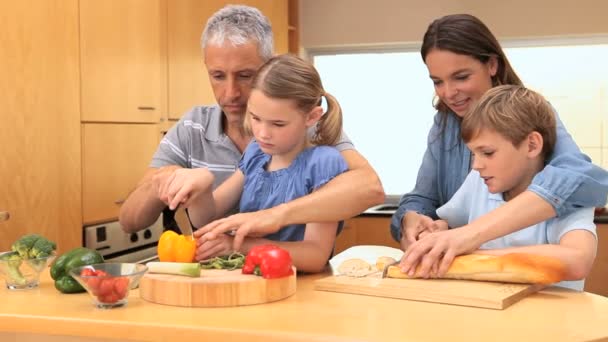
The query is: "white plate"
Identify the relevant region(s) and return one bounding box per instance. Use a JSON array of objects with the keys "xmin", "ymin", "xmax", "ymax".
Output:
[{"xmin": 329, "ymin": 245, "xmax": 404, "ymax": 275}]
